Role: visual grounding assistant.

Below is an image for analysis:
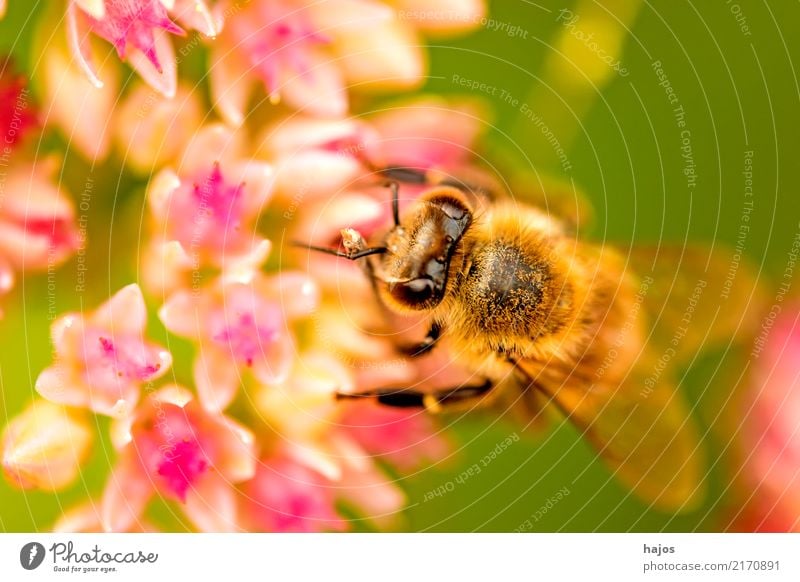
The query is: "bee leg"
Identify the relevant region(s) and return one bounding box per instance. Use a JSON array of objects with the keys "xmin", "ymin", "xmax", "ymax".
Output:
[
  {"xmin": 398, "ymin": 321, "xmax": 442, "ymax": 357},
  {"xmin": 336, "ymin": 378, "xmax": 494, "ymax": 412}
]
